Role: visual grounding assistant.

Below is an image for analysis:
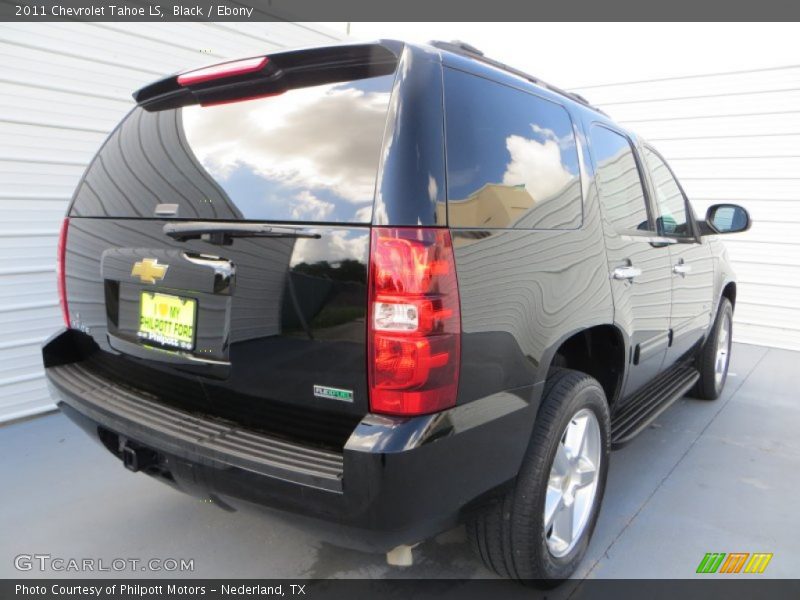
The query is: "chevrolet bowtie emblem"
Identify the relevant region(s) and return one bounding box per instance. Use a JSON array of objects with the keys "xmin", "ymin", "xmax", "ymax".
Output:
[{"xmin": 131, "ymin": 258, "xmax": 168, "ymax": 284}]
